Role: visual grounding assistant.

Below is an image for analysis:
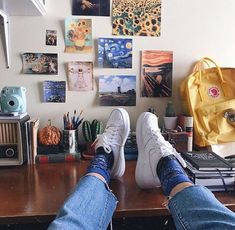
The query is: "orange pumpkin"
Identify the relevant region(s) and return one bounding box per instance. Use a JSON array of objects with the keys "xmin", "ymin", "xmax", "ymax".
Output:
[{"xmin": 38, "ymin": 122, "xmax": 61, "ymax": 145}]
